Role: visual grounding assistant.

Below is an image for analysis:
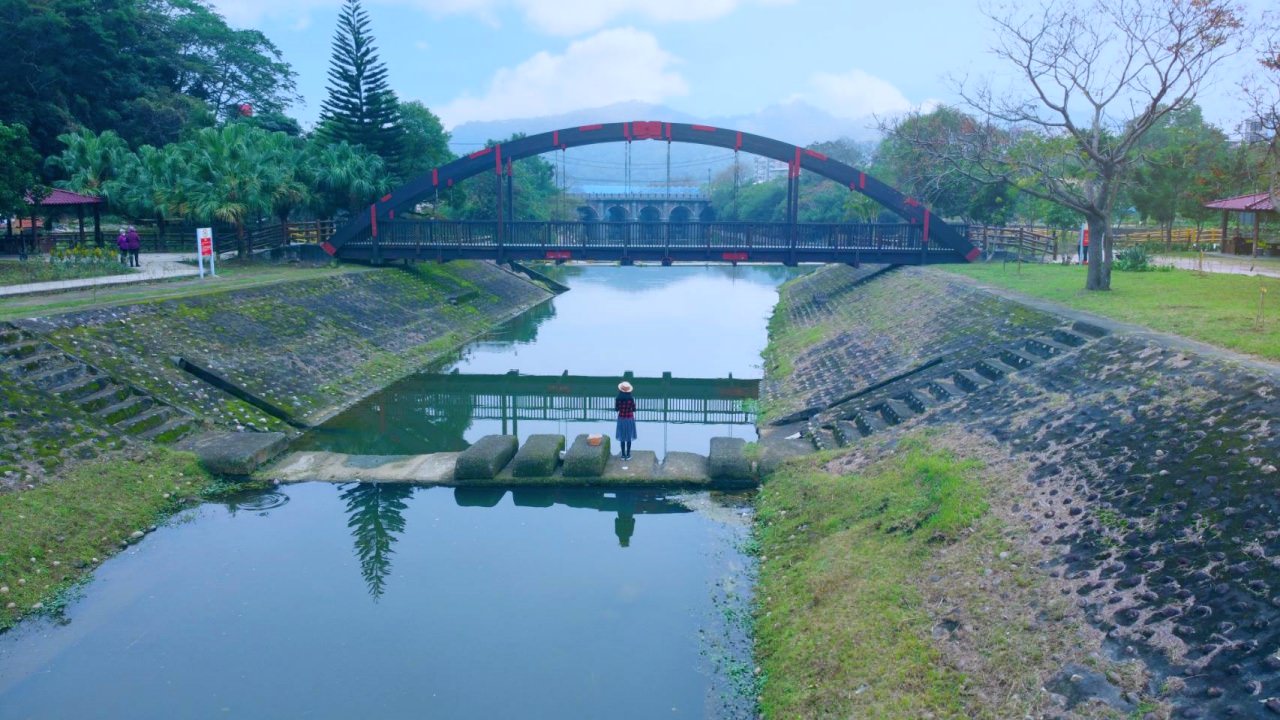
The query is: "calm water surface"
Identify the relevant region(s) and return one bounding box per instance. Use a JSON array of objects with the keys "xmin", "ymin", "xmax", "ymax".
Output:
[{"xmin": 0, "ymin": 264, "xmax": 799, "ymax": 719}]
